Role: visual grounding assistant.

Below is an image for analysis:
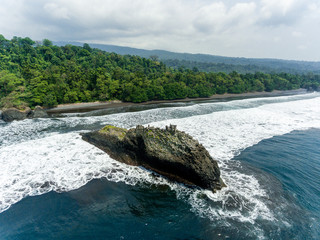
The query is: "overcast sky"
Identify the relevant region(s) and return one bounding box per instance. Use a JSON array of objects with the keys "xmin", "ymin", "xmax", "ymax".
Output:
[{"xmin": 1, "ymin": 0, "xmax": 320, "ymax": 61}]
